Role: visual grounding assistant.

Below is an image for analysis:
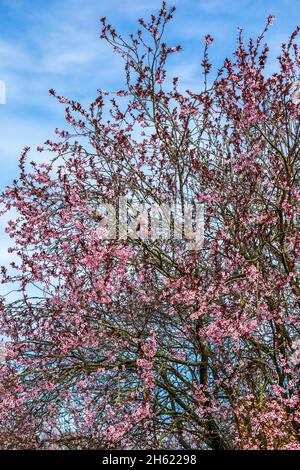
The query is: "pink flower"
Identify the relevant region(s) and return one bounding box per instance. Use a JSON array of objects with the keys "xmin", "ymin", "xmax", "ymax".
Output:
[
  {"xmin": 205, "ymin": 34, "xmax": 214, "ymax": 46},
  {"xmin": 267, "ymin": 15, "xmax": 275, "ymax": 25}
]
